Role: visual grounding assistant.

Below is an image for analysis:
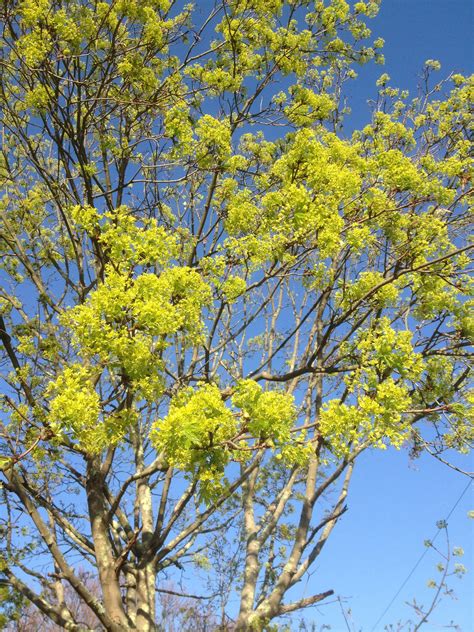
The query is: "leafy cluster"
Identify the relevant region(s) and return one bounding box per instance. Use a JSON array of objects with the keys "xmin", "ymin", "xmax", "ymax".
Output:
[{"xmin": 152, "ymin": 380, "xmax": 299, "ymax": 497}]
